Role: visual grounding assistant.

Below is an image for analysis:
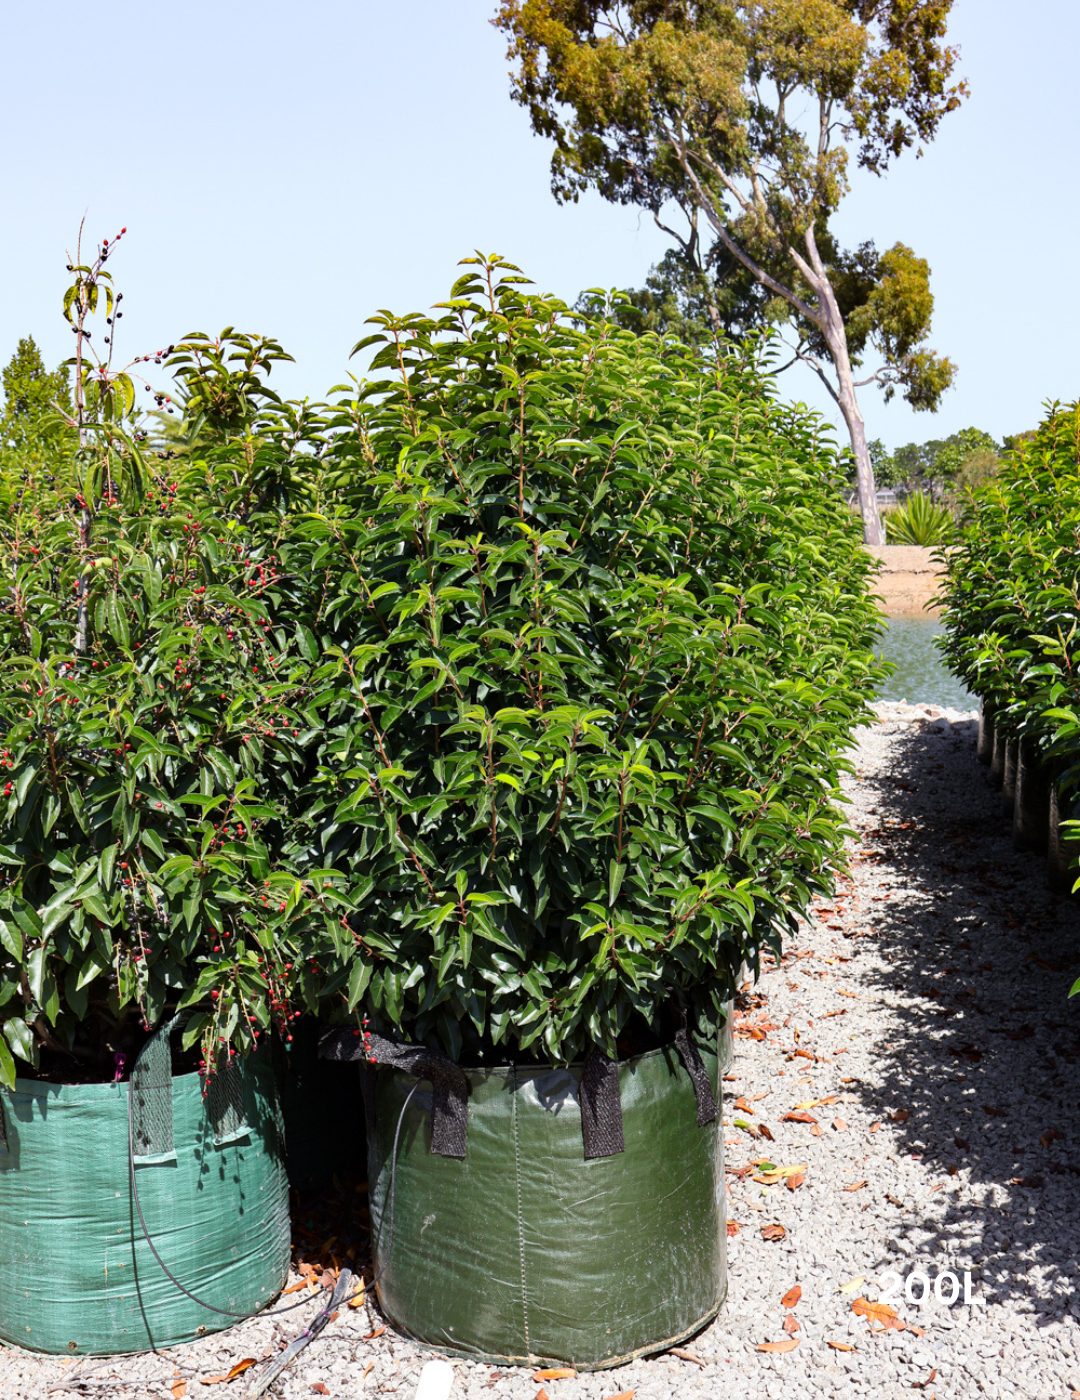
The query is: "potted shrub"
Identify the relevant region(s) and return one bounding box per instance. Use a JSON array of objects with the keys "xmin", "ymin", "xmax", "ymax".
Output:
[
  {"xmin": 940, "ymin": 404, "xmax": 1080, "ymax": 878},
  {"xmin": 0, "ymin": 237, "xmax": 348, "ymax": 1354},
  {"xmin": 302, "ymin": 258, "xmax": 884, "ymax": 1367}
]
